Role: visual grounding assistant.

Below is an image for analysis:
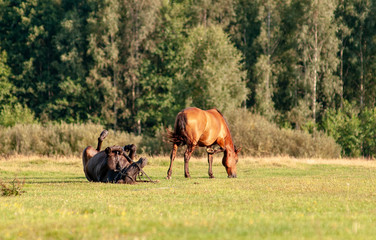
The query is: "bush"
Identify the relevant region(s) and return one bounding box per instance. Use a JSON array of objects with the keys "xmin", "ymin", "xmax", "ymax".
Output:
[
  {"xmin": 0, "ymin": 103, "xmax": 35, "ymax": 127},
  {"xmin": 0, "ymin": 123, "xmax": 142, "ymax": 157},
  {"xmin": 137, "ymin": 108, "xmax": 341, "ymax": 158},
  {"xmin": 322, "ymin": 102, "xmax": 376, "ymax": 158},
  {"xmin": 360, "ymin": 108, "xmax": 376, "ymax": 158},
  {"xmin": 321, "ymin": 103, "xmax": 361, "ymax": 157},
  {"xmin": 139, "ymin": 128, "xmax": 171, "ymax": 156},
  {"xmin": 226, "ymin": 108, "xmax": 341, "ymax": 158},
  {"xmin": 0, "ymin": 113, "xmax": 341, "ymax": 159}
]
